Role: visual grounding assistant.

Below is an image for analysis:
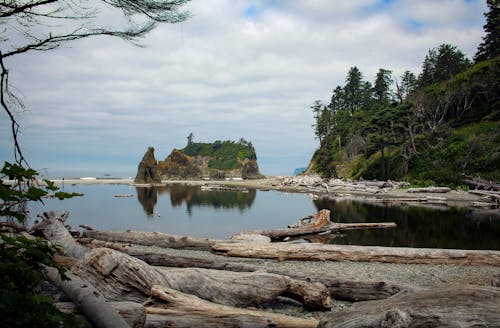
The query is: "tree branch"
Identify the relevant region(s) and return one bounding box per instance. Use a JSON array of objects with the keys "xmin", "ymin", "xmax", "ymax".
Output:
[
  {"xmin": 0, "ymin": 51, "xmax": 26, "ymax": 165},
  {"xmin": 0, "ymin": 0, "xmax": 58, "ymax": 18}
]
